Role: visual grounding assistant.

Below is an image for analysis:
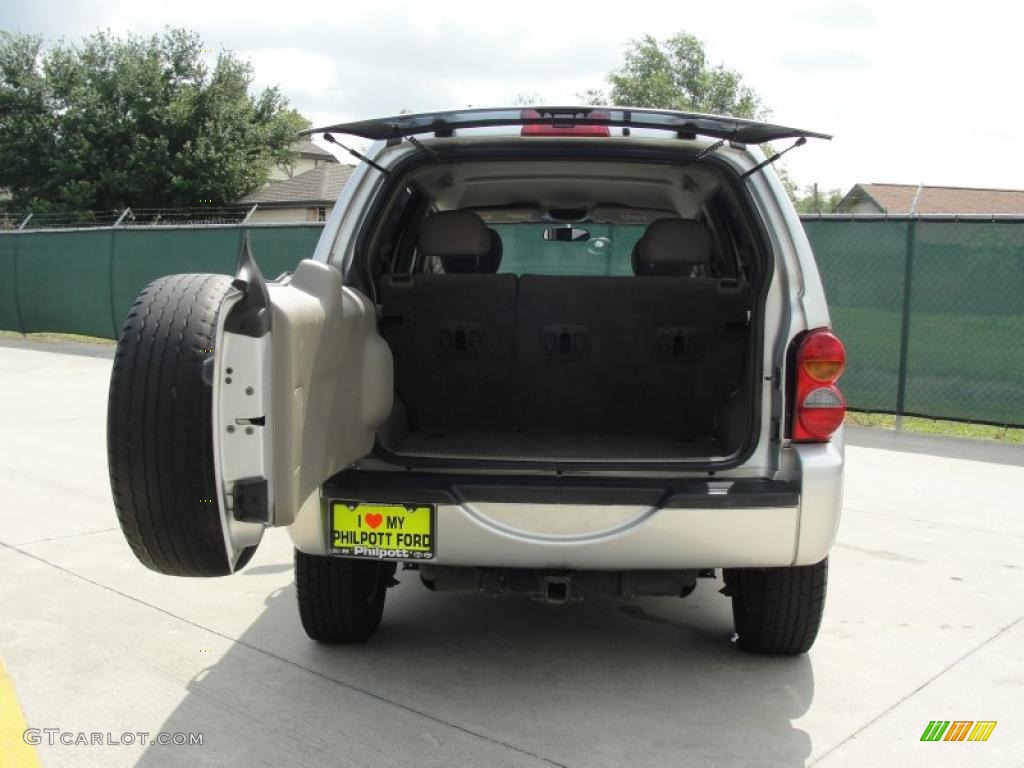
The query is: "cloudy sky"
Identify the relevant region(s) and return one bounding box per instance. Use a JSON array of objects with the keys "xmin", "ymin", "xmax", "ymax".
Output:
[{"xmin": 3, "ymin": 0, "xmax": 1022, "ymax": 193}]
